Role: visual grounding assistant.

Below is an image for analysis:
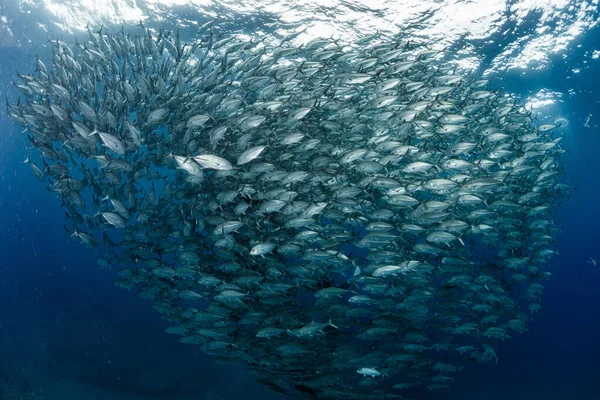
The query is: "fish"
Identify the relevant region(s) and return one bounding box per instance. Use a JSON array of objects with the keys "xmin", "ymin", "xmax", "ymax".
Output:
[
  {"xmin": 357, "ymin": 367, "xmax": 381, "ymax": 378},
  {"xmin": 588, "ymin": 258, "xmax": 597, "ymax": 266},
  {"xmin": 7, "ymin": 26, "xmax": 571, "ymax": 400},
  {"xmin": 89, "ymin": 127, "xmax": 126, "ymax": 155},
  {"xmin": 193, "ymin": 154, "xmax": 233, "ymax": 170},
  {"xmin": 100, "ymin": 212, "xmax": 125, "ymax": 228},
  {"xmin": 237, "ymin": 145, "xmax": 267, "ymax": 165}
]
